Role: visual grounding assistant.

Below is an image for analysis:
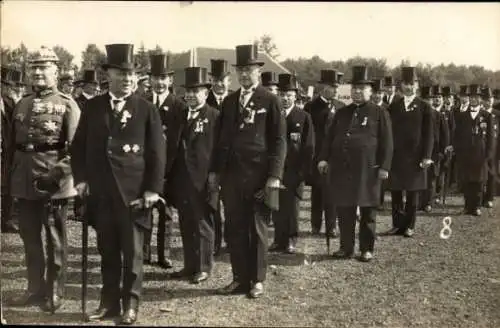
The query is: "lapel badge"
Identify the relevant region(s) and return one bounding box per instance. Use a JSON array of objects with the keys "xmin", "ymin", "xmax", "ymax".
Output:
[
  {"xmin": 361, "ymin": 117, "xmax": 368, "ymax": 126},
  {"xmin": 131, "ymin": 144, "xmax": 140, "ymax": 153},
  {"xmin": 296, "ymin": 123, "xmax": 301, "ymax": 127},
  {"xmin": 44, "ymin": 120, "xmax": 58, "ymax": 132},
  {"xmin": 15, "ymin": 113, "xmax": 25, "ymax": 122},
  {"xmin": 239, "ymin": 123, "xmax": 245, "ymax": 129},
  {"xmin": 122, "ymin": 144, "xmax": 131, "ymax": 153},
  {"xmin": 194, "ymin": 121, "xmax": 204, "ymax": 133},
  {"xmin": 290, "ymin": 132, "xmax": 301, "ymax": 142}
]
